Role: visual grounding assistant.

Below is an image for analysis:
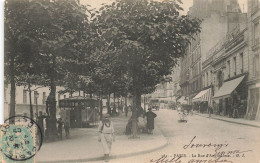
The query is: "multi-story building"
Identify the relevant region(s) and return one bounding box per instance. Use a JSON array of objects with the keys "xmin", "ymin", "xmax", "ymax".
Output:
[
  {"xmin": 211, "ymin": 23, "xmax": 249, "ymax": 117},
  {"xmin": 180, "ymin": 0, "xmax": 241, "ymax": 105},
  {"xmin": 4, "ymin": 84, "xmax": 83, "ymax": 120},
  {"xmin": 246, "ymin": 0, "xmax": 260, "ymax": 120}
]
